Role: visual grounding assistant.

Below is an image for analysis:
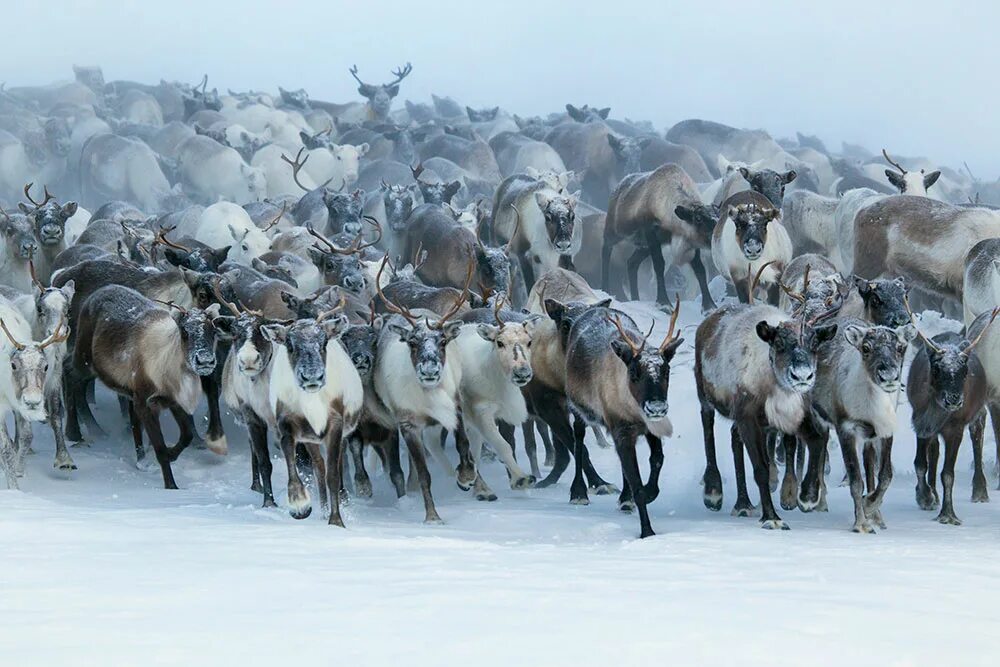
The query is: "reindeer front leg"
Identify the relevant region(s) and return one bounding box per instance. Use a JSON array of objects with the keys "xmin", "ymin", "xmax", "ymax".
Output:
[
  {"xmin": 0, "ymin": 420, "xmax": 19, "ymax": 490},
  {"xmin": 13, "ymin": 413, "xmax": 33, "ymax": 477},
  {"xmin": 472, "ymin": 409, "xmax": 534, "ymax": 489},
  {"xmin": 47, "ymin": 389, "xmax": 76, "ymax": 470}
]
